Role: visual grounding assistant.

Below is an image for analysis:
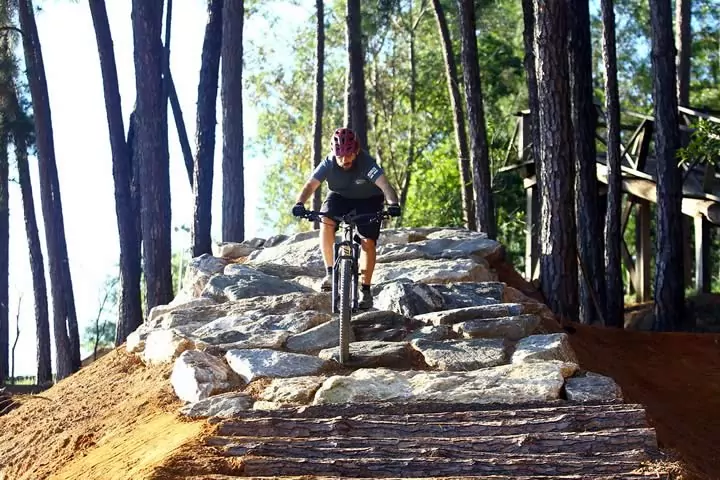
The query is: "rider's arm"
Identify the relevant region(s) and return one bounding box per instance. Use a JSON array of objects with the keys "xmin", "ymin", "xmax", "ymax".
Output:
[
  {"xmin": 295, "ymin": 178, "xmax": 321, "ymax": 204},
  {"xmin": 374, "ymin": 174, "xmax": 400, "ymax": 205}
]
